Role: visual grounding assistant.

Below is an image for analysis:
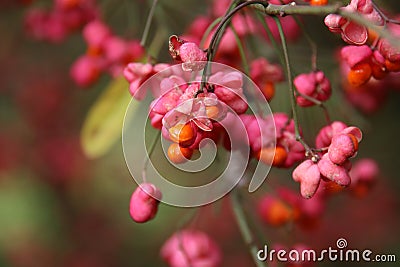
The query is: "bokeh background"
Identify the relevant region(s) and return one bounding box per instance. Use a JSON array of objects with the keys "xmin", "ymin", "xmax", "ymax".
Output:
[{"xmin": 0, "ymin": 0, "xmax": 399, "ymax": 266}]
